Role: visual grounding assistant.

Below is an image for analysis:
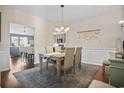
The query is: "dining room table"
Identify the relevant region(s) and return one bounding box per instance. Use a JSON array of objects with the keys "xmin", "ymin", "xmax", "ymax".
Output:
[{"xmin": 40, "ymin": 52, "xmax": 65, "ymax": 81}]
